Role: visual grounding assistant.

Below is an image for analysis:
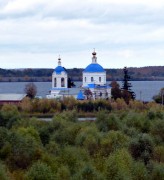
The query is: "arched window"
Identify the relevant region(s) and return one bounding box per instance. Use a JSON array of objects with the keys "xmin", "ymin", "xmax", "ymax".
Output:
[
  {"xmin": 61, "ymin": 77, "xmax": 65, "ymax": 87},
  {"xmin": 85, "ymin": 77, "xmax": 86, "ymax": 82},
  {"xmin": 54, "ymin": 78, "xmax": 57, "ymax": 87},
  {"xmin": 99, "ymin": 77, "xmax": 101, "ymax": 82},
  {"xmin": 91, "ymin": 77, "xmax": 94, "ymax": 82}
]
